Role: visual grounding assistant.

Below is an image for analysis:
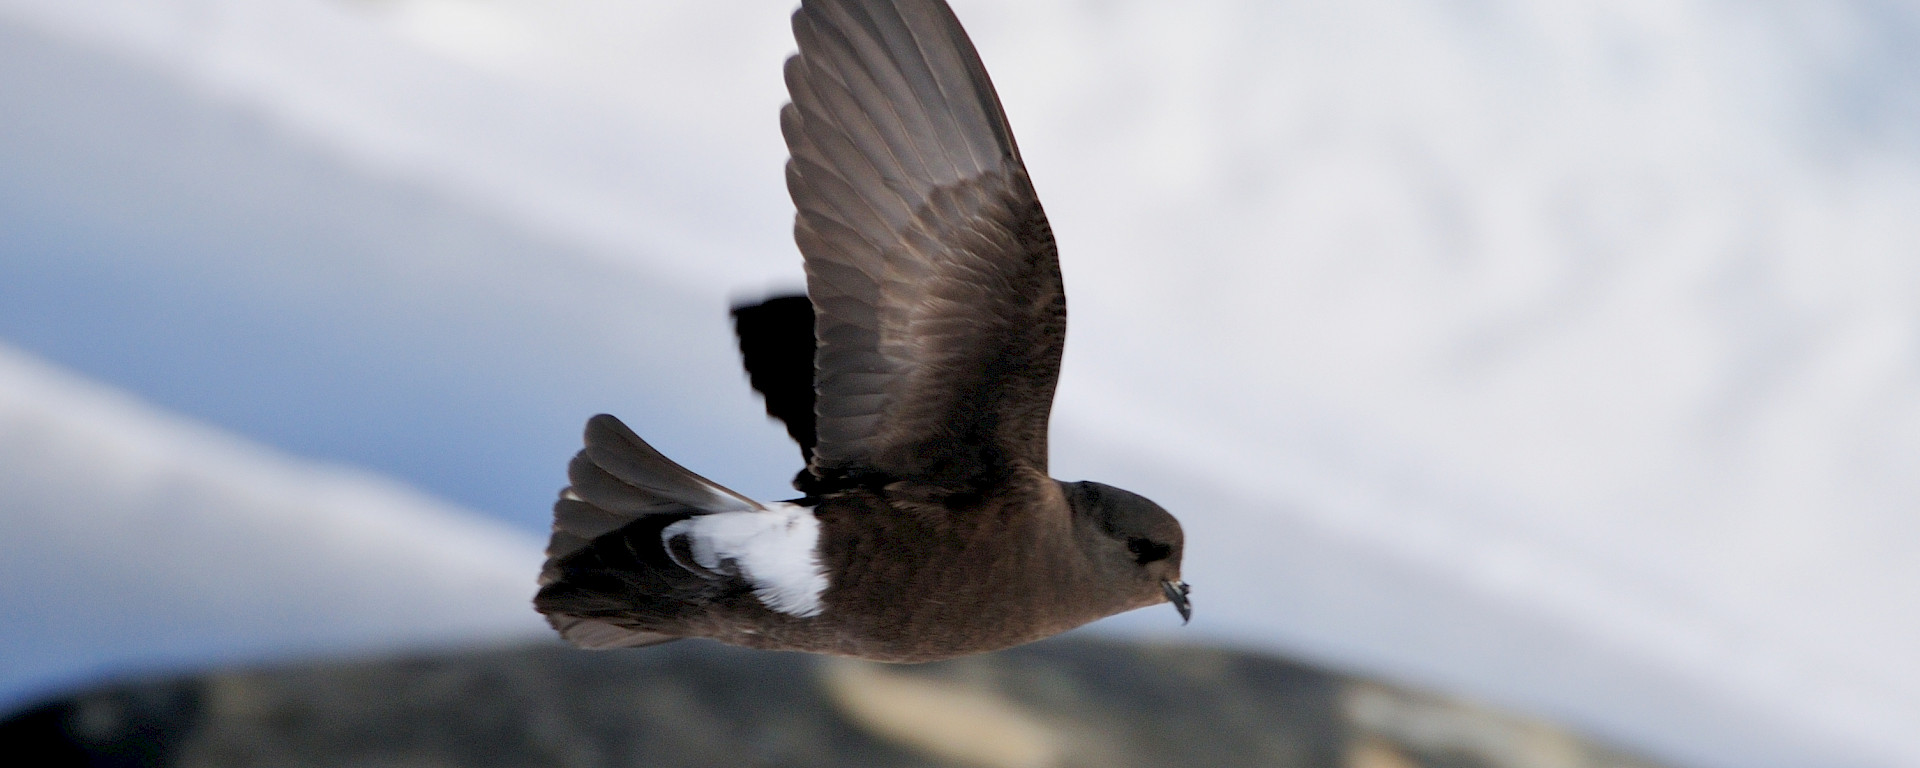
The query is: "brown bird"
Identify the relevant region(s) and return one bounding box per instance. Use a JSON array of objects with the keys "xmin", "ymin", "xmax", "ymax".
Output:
[{"xmin": 533, "ymin": 0, "xmax": 1188, "ymax": 662}]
